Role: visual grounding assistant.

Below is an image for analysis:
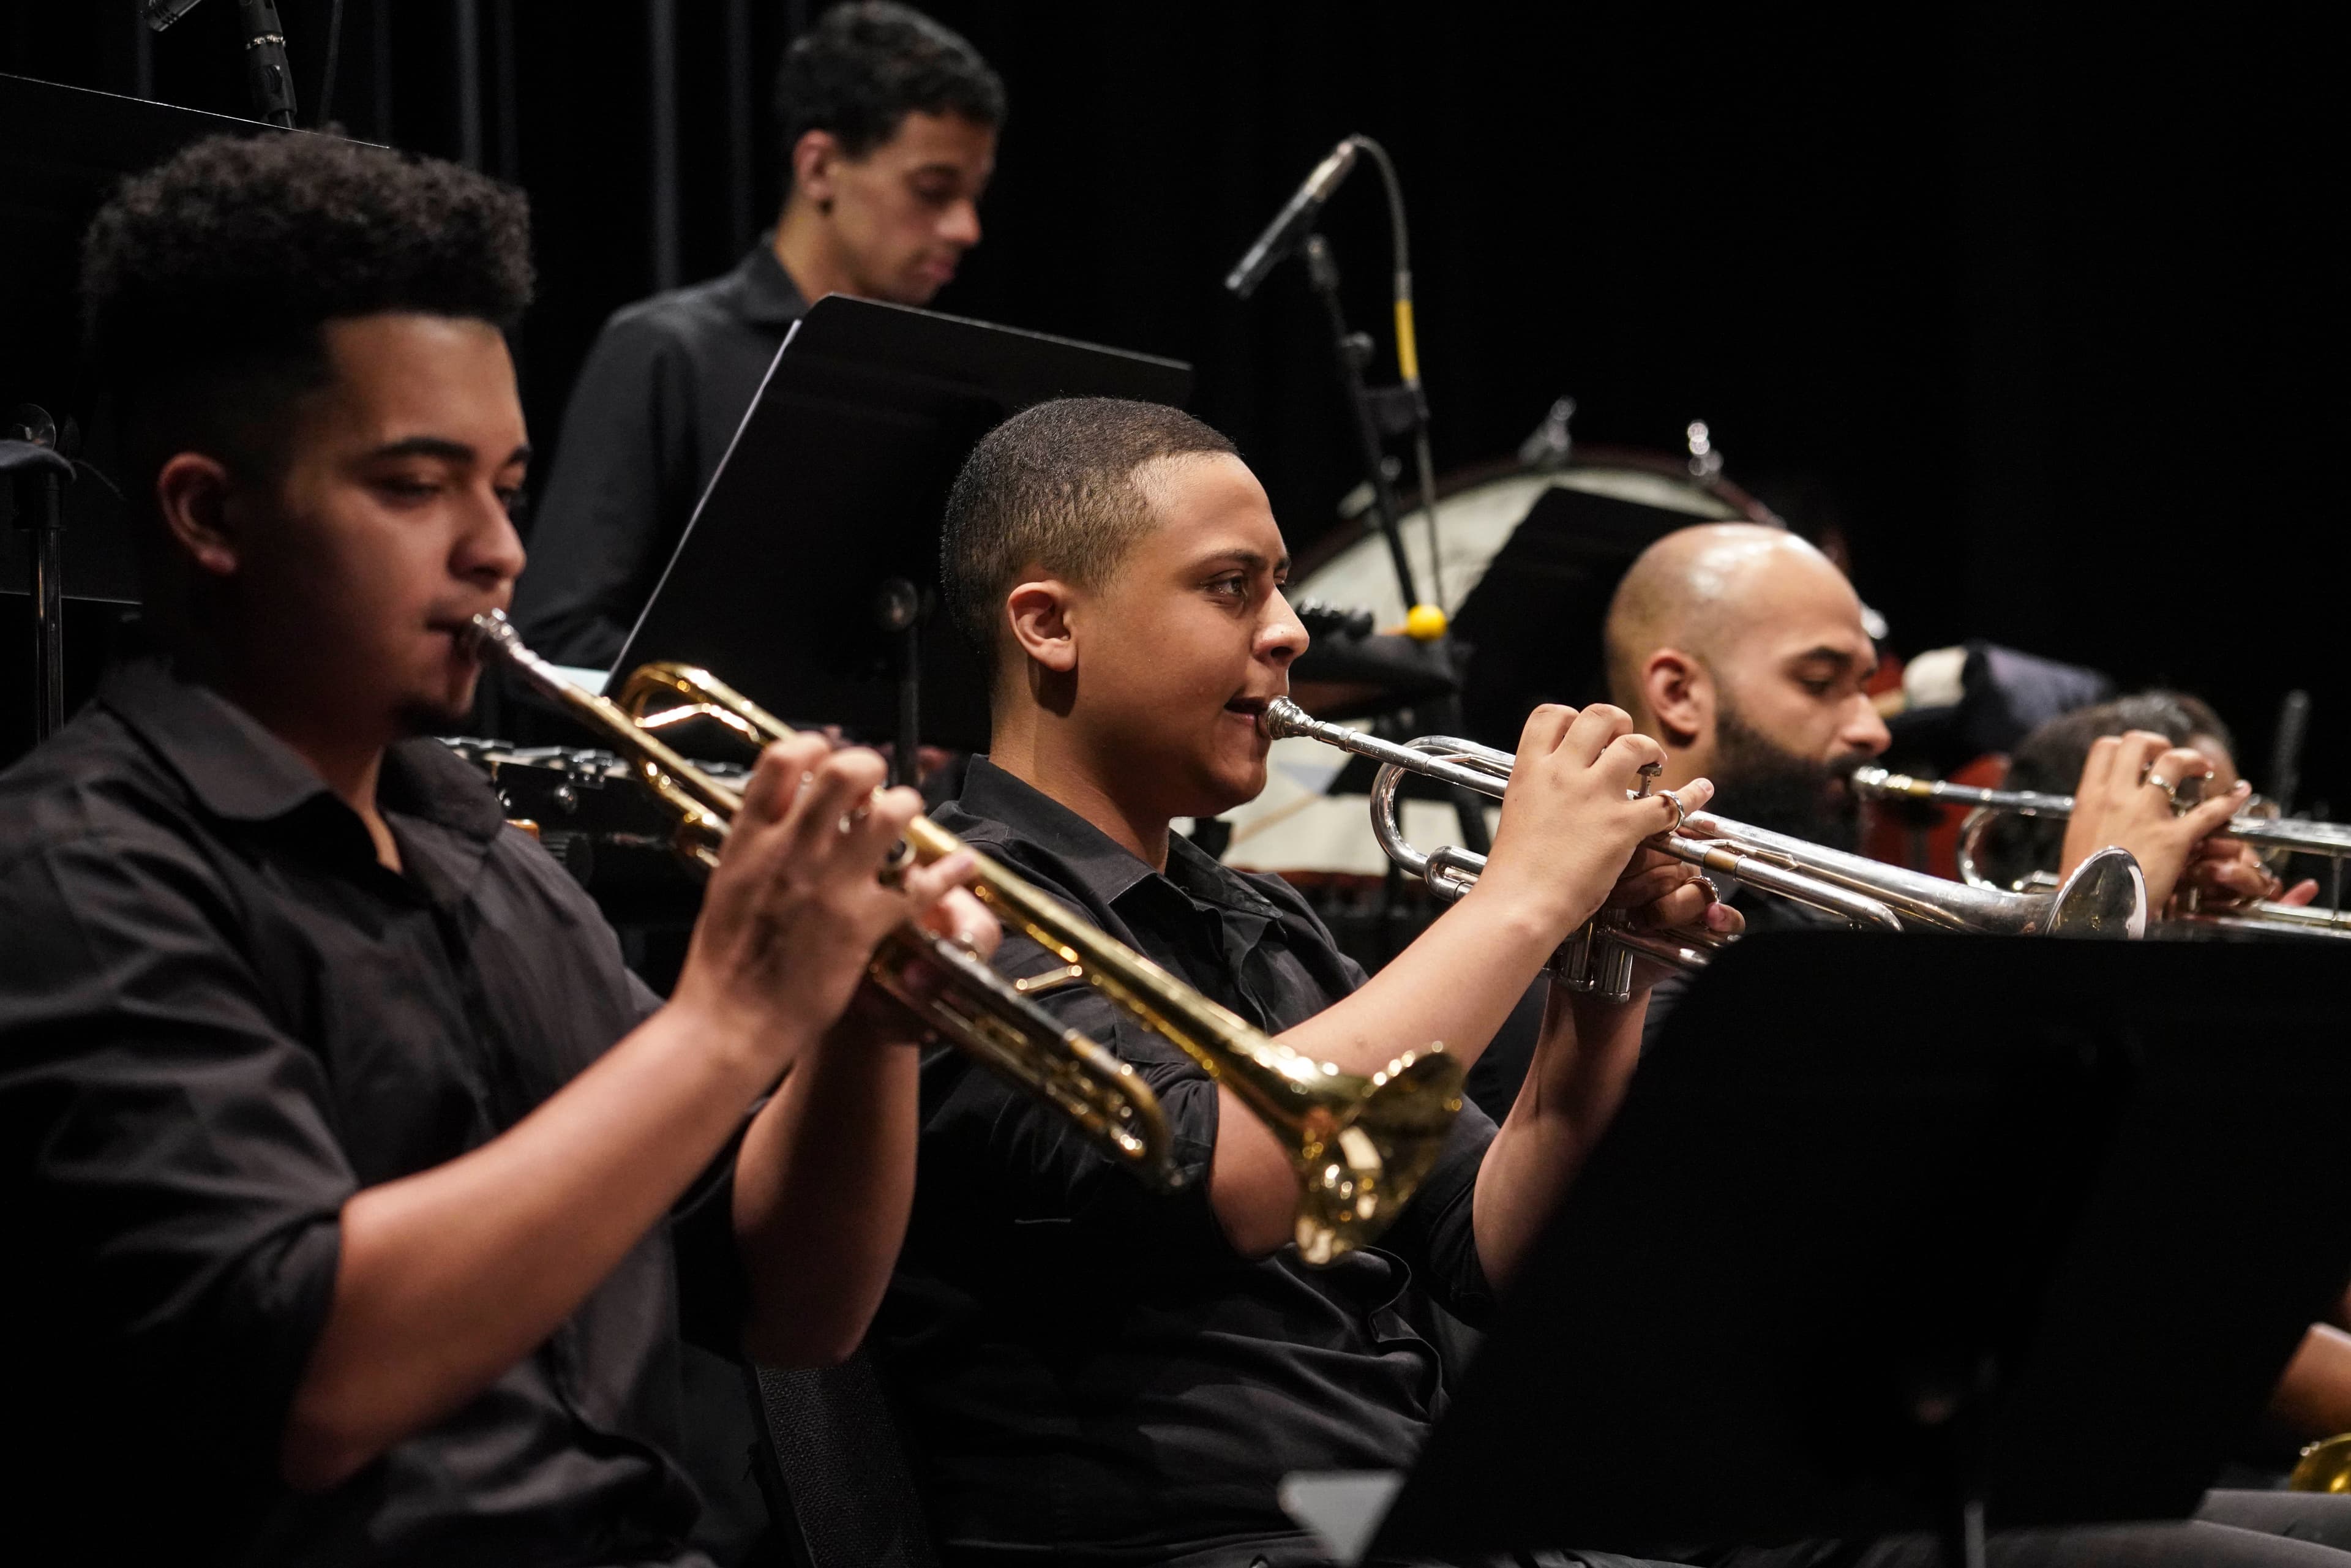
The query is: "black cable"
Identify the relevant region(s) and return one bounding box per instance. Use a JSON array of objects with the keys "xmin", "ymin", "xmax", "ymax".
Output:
[
  {"xmin": 316, "ymin": 0, "xmax": 345, "ymax": 125},
  {"xmin": 1348, "ymin": 135, "xmax": 1445, "ymax": 610}
]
